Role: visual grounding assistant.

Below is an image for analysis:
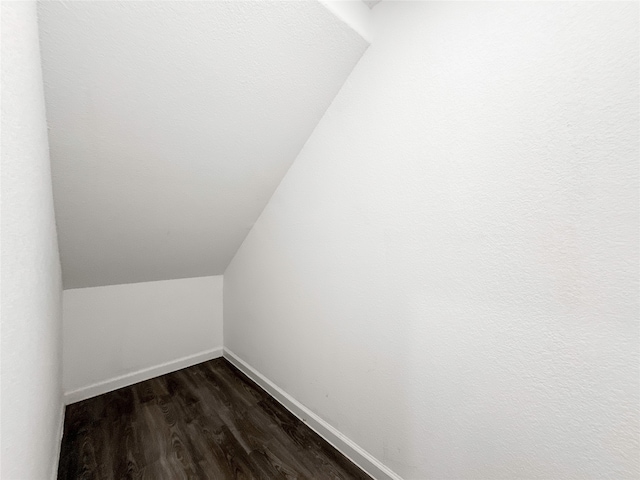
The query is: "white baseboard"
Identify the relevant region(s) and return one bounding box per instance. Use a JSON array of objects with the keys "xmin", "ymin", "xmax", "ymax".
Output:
[
  {"xmin": 64, "ymin": 347, "xmax": 223, "ymax": 404},
  {"xmin": 51, "ymin": 401, "xmax": 65, "ymax": 479},
  {"xmin": 223, "ymin": 348, "xmax": 402, "ymax": 480}
]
